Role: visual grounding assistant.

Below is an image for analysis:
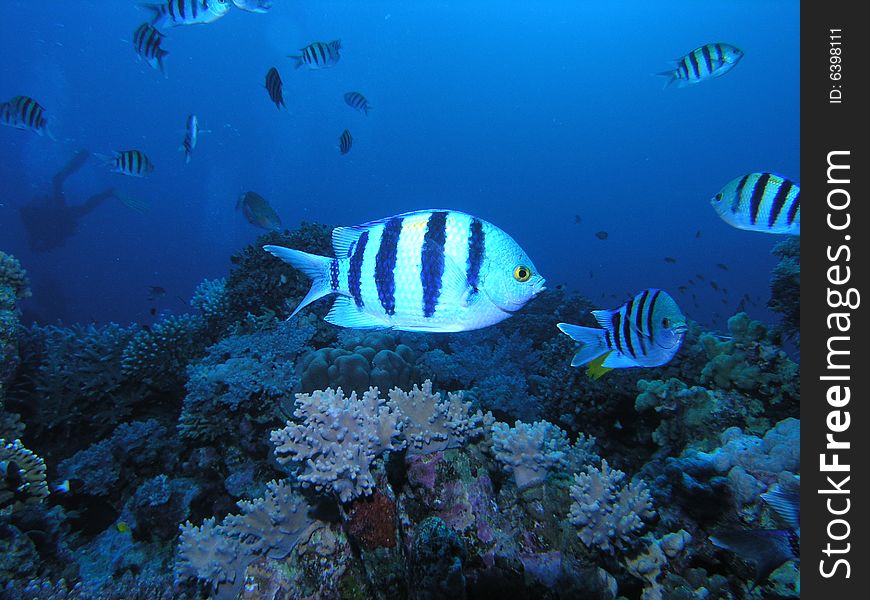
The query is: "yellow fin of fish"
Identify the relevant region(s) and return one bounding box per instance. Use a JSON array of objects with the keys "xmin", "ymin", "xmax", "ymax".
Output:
[{"xmin": 586, "ymin": 353, "xmax": 613, "ymax": 380}]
